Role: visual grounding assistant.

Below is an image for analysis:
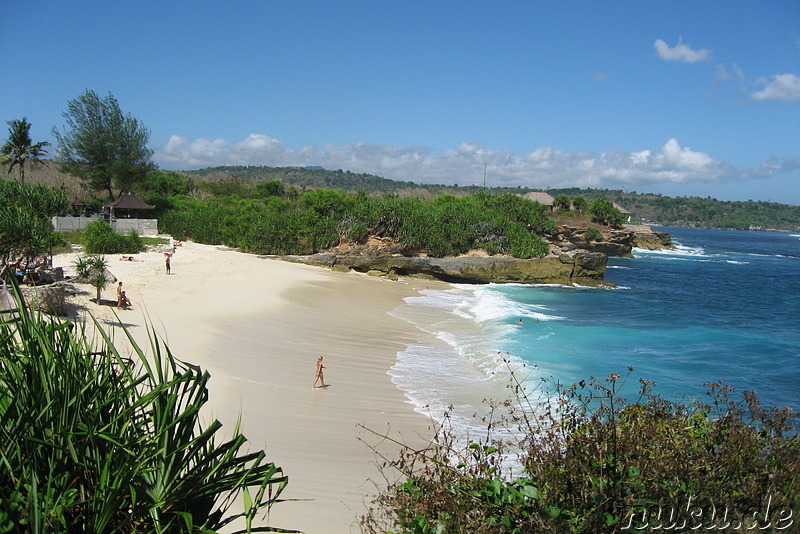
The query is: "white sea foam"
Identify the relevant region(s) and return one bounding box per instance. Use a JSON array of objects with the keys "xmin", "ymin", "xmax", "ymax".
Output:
[
  {"xmin": 633, "ymin": 244, "xmax": 707, "ymax": 258},
  {"xmin": 389, "ymin": 284, "xmax": 557, "ymax": 441},
  {"xmin": 388, "ymin": 341, "xmax": 549, "ymax": 452},
  {"xmin": 403, "ymin": 284, "xmax": 563, "ymax": 324}
]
